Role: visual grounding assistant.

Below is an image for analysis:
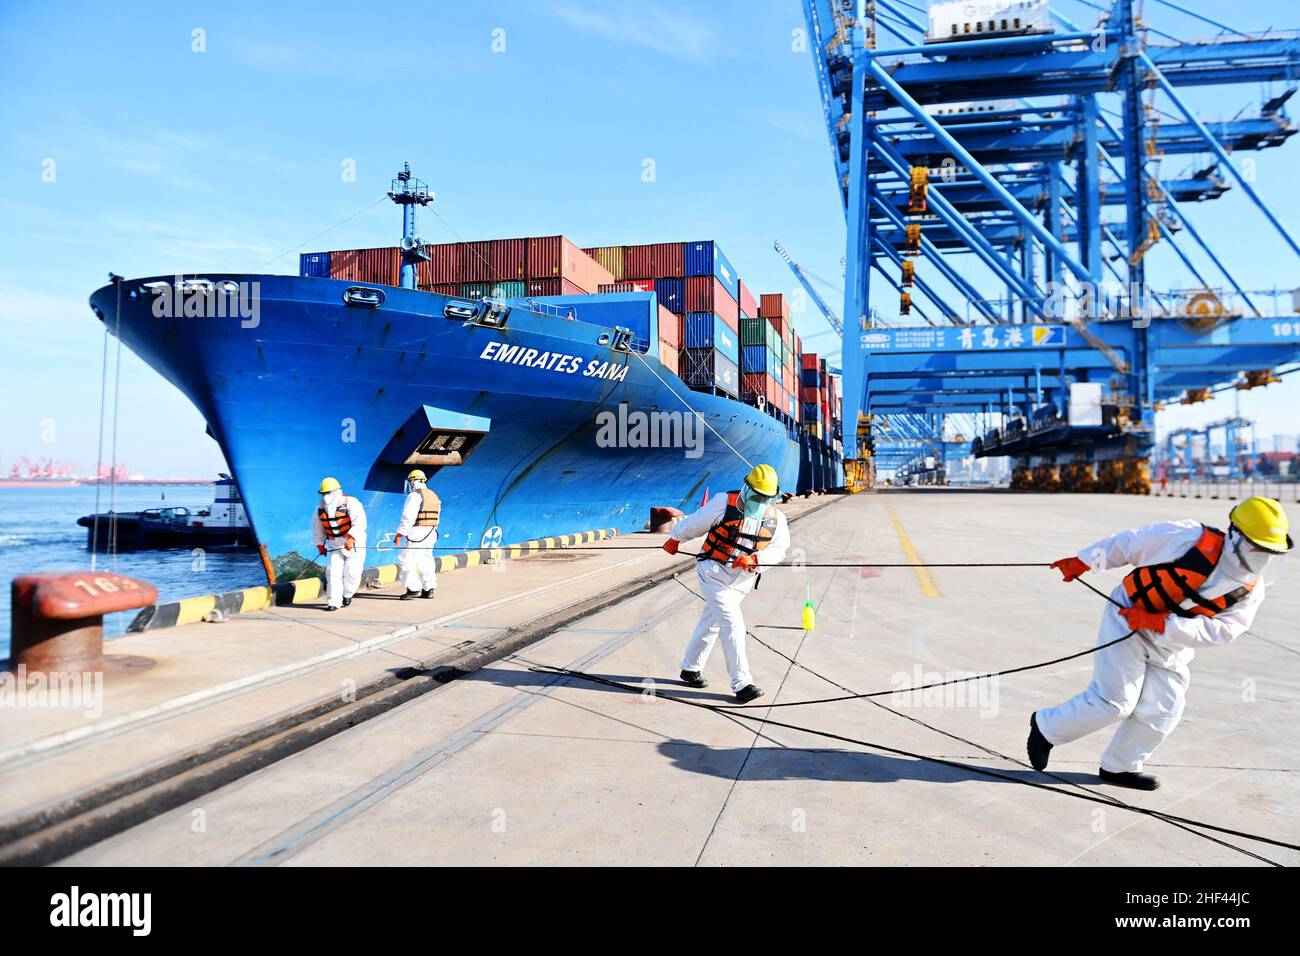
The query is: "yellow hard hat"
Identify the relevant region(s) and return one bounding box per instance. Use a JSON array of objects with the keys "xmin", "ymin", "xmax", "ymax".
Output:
[
  {"xmin": 1229, "ymin": 497, "xmax": 1292, "ymax": 553},
  {"xmin": 318, "ymin": 476, "xmax": 341, "ymax": 494},
  {"xmin": 744, "ymin": 463, "xmax": 779, "ymax": 497},
  {"xmin": 406, "ymin": 469, "xmax": 427, "ymax": 482}
]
